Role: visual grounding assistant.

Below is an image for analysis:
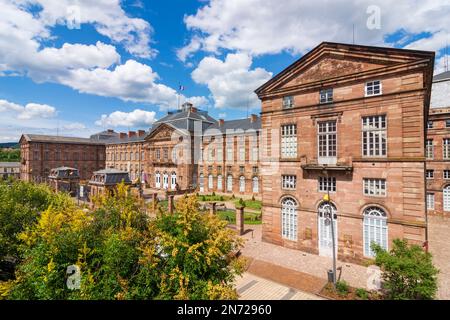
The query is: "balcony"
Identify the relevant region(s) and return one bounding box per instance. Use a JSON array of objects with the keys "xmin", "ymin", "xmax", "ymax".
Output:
[{"xmin": 300, "ymin": 156, "xmax": 353, "ymax": 173}]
